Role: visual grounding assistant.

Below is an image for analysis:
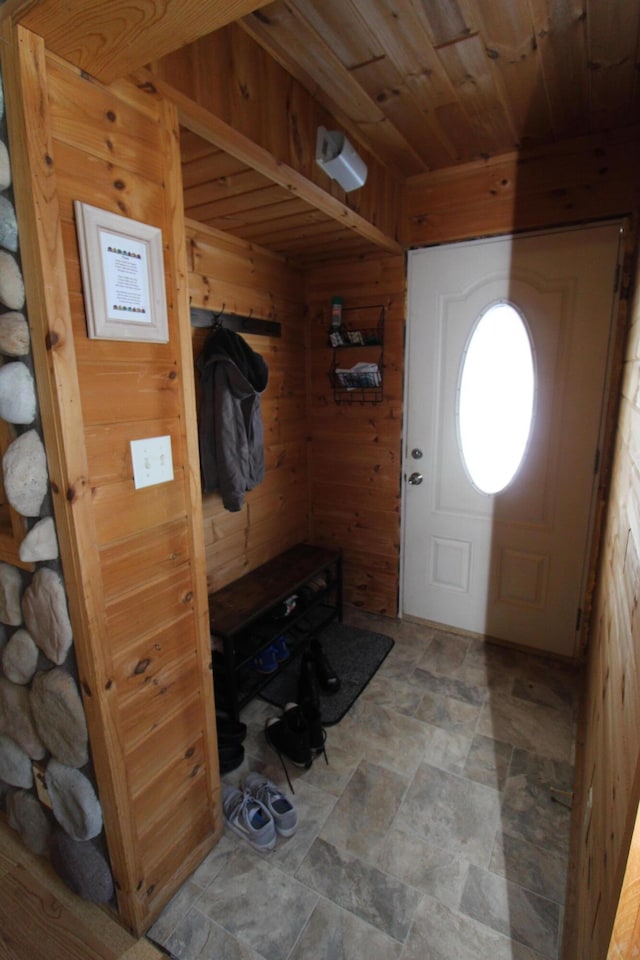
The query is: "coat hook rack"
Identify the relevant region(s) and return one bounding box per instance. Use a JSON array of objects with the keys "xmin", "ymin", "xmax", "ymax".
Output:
[
  {"xmin": 210, "ymin": 304, "xmax": 226, "ymax": 329},
  {"xmin": 190, "ymin": 306, "xmax": 281, "ymax": 338}
]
